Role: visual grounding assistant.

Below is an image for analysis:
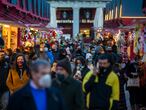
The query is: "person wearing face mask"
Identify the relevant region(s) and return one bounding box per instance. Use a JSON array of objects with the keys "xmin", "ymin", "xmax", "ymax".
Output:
[
  {"xmin": 72, "ymin": 46, "xmax": 84, "ymax": 59},
  {"xmin": 43, "ymin": 46, "xmax": 54, "ymax": 65},
  {"xmin": 73, "ymin": 56, "xmax": 90, "ymax": 81},
  {"xmin": 82, "ymin": 53, "xmax": 120, "ymax": 110},
  {"xmin": 6, "ymin": 54, "xmax": 30, "ymax": 94},
  {"xmin": 52, "ymin": 44, "xmax": 60, "ymax": 61},
  {"xmin": 53, "ymin": 58, "xmax": 84, "ymax": 110},
  {"xmin": 93, "ymin": 46, "xmax": 105, "ymax": 65},
  {"xmin": 7, "ymin": 59, "xmax": 66, "ymax": 110},
  {"xmin": 40, "ymin": 46, "xmax": 49, "ymax": 61},
  {"xmin": 58, "ymin": 49, "xmax": 67, "ymax": 60}
]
